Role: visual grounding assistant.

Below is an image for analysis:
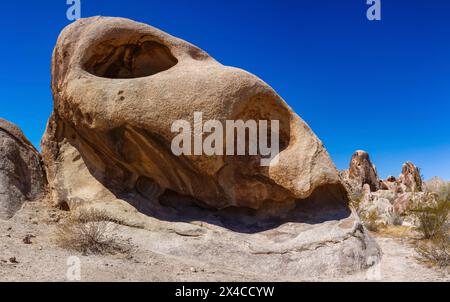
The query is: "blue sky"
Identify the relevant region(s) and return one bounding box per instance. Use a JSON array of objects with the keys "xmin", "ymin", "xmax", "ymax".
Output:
[{"xmin": 0, "ymin": 0, "xmax": 449, "ymax": 179}]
